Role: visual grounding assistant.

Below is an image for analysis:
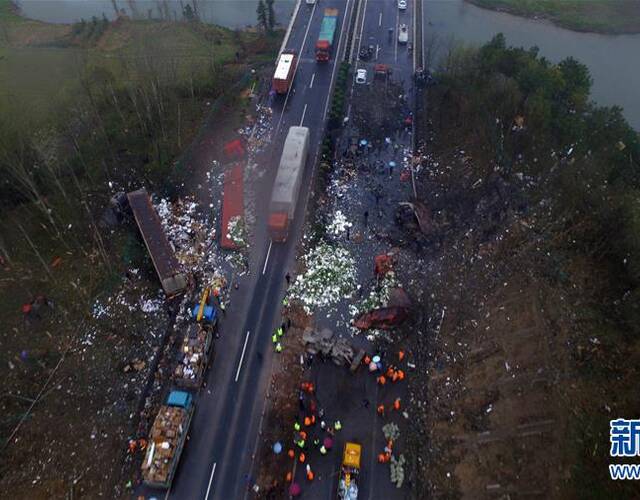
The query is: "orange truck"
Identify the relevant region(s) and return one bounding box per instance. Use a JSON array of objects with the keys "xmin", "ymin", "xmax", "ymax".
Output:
[
  {"xmin": 273, "ymin": 51, "xmax": 297, "ymax": 94},
  {"xmin": 268, "ymin": 126, "xmax": 310, "ymax": 242}
]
